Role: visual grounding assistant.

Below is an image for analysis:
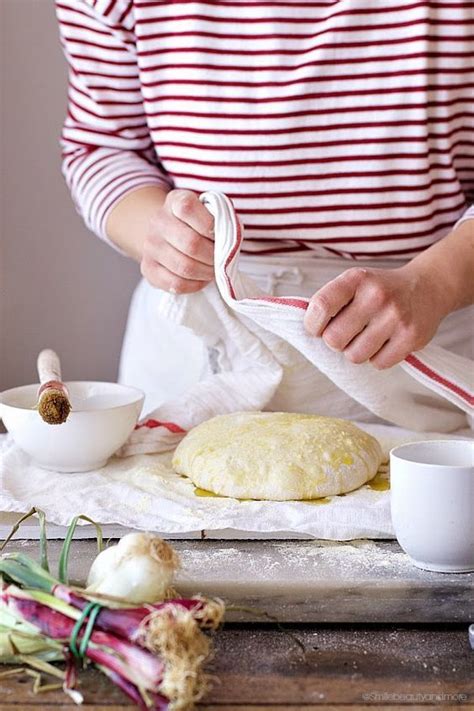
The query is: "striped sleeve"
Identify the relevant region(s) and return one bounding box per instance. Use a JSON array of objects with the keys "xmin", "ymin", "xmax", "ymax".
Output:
[{"xmin": 55, "ymin": 0, "xmax": 172, "ymax": 246}]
